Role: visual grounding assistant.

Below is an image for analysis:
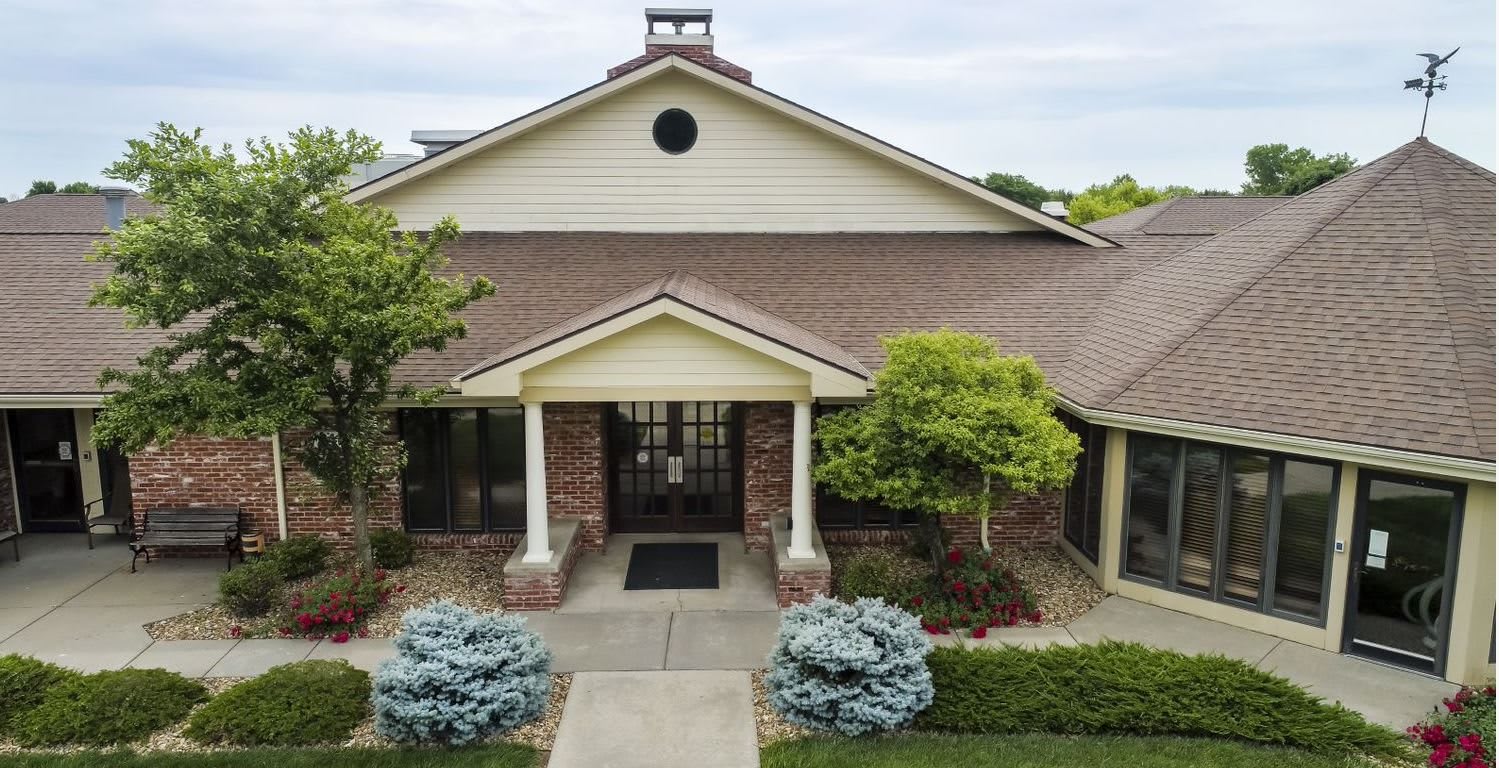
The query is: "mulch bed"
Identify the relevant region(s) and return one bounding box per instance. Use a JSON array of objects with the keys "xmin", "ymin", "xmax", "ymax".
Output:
[
  {"xmin": 825, "ymin": 543, "xmax": 1105, "ymax": 627},
  {"xmin": 144, "ymin": 550, "xmax": 507, "ymax": 641},
  {"xmin": 0, "ymin": 673, "xmax": 570, "ymax": 756}
]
